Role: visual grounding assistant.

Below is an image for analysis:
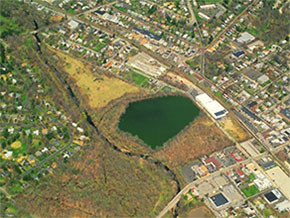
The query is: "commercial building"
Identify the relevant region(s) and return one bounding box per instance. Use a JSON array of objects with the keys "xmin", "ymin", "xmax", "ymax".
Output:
[
  {"xmin": 210, "ymin": 193, "xmax": 230, "ymax": 208},
  {"xmin": 237, "ymin": 32, "xmax": 255, "ymax": 44},
  {"xmin": 68, "ymin": 20, "xmax": 79, "ymax": 29},
  {"xmin": 257, "ymin": 75, "xmax": 269, "ymax": 84},
  {"xmin": 196, "ymin": 93, "xmax": 228, "ymax": 119},
  {"xmin": 200, "ymin": 4, "xmax": 216, "ymax": 9},
  {"xmin": 253, "ymin": 172, "xmax": 272, "ymax": 191},
  {"xmin": 266, "ymin": 166, "xmax": 290, "ymax": 200},
  {"xmin": 275, "ymin": 200, "xmax": 290, "ymax": 213},
  {"xmin": 264, "ymin": 189, "xmax": 282, "ymax": 204},
  {"xmin": 198, "ymin": 12, "xmax": 210, "ymax": 20}
]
